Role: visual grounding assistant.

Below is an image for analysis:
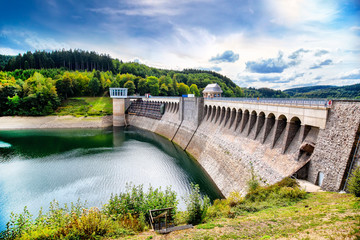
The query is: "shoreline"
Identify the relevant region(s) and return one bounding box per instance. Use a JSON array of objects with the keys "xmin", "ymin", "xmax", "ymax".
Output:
[{"xmin": 0, "ymin": 115, "xmax": 113, "ymax": 130}]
